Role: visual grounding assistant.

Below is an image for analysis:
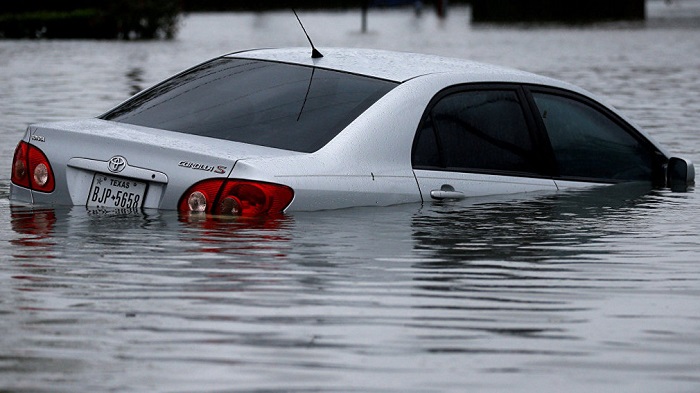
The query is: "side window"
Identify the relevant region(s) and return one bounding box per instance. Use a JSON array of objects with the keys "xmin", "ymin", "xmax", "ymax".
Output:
[
  {"xmin": 532, "ymin": 92, "xmax": 654, "ymax": 181},
  {"xmin": 413, "ymin": 89, "xmax": 541, "ymax": 175}
]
